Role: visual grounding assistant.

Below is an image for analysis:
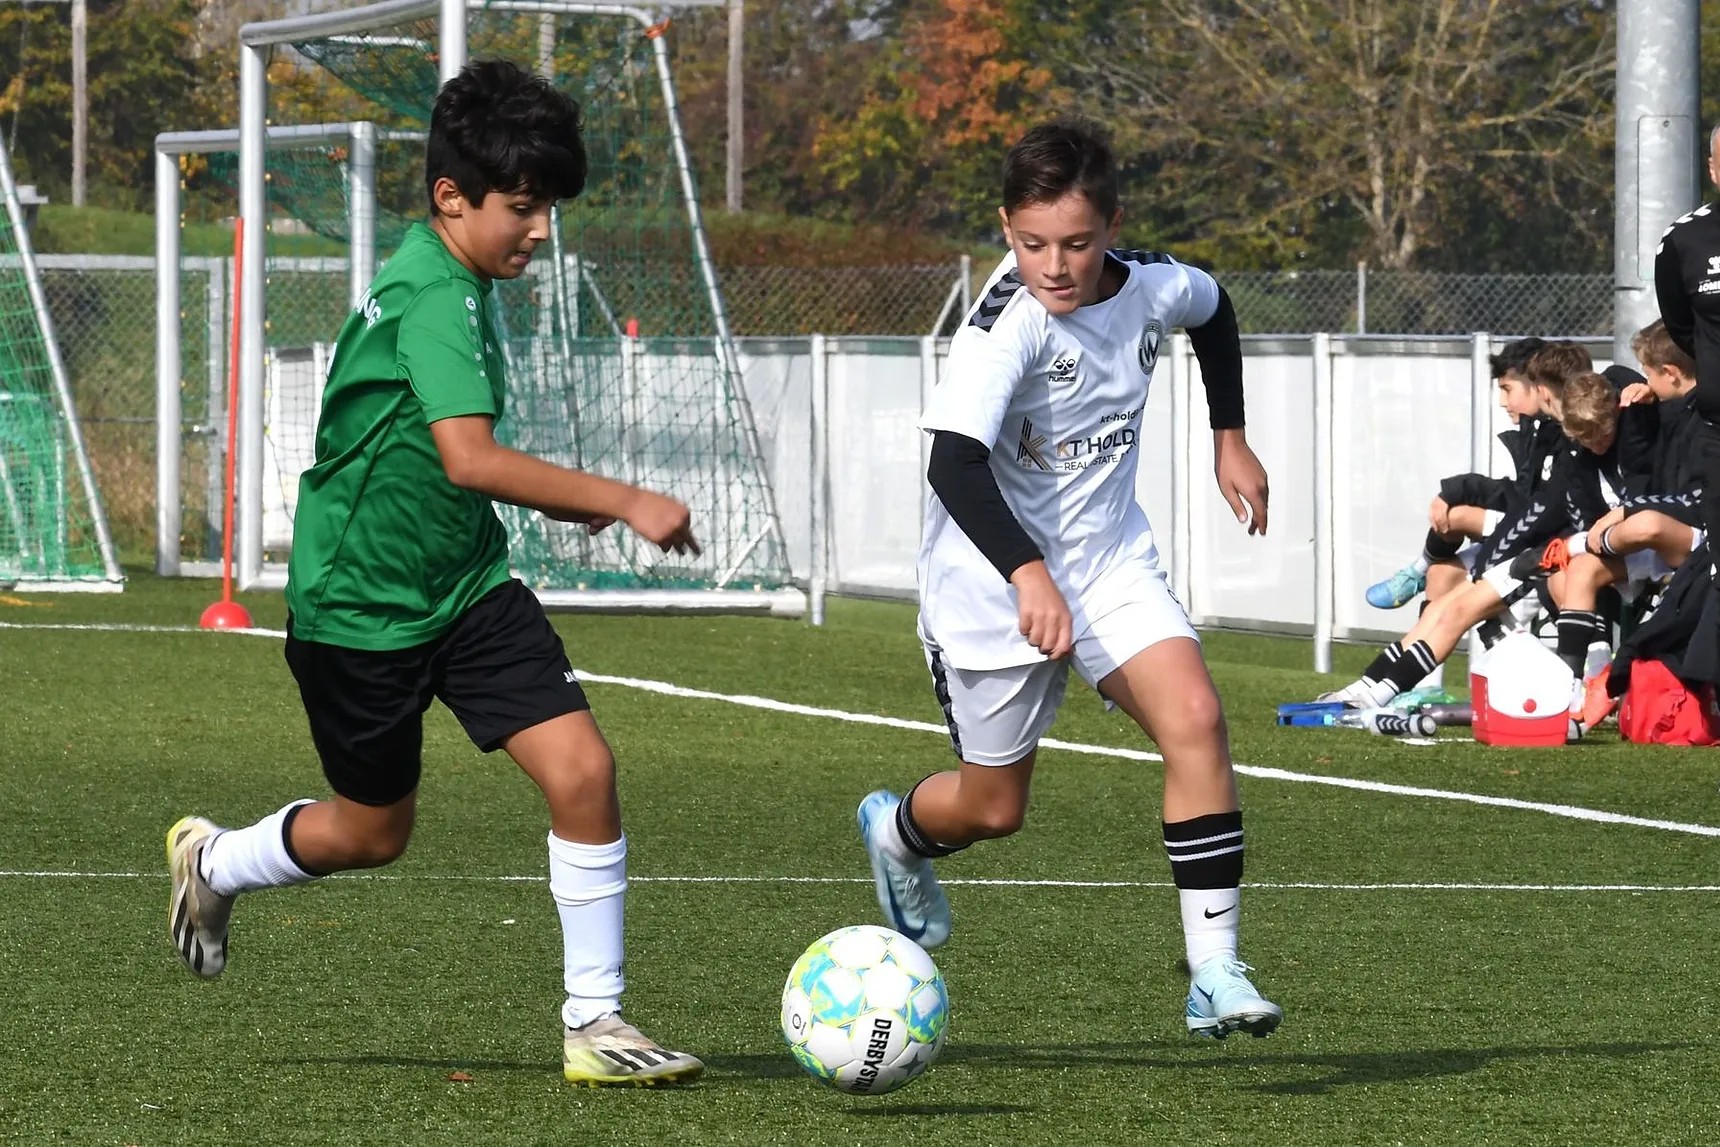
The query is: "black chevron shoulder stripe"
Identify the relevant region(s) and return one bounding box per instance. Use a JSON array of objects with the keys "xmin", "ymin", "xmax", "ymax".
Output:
[
  {"xmin": 968, "ymin": 269, "xmax": 1025, "ymax": 332},
  {"xmin": 1114, "ymin": 249, "xmax": 1174, "ymax": 266}
]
